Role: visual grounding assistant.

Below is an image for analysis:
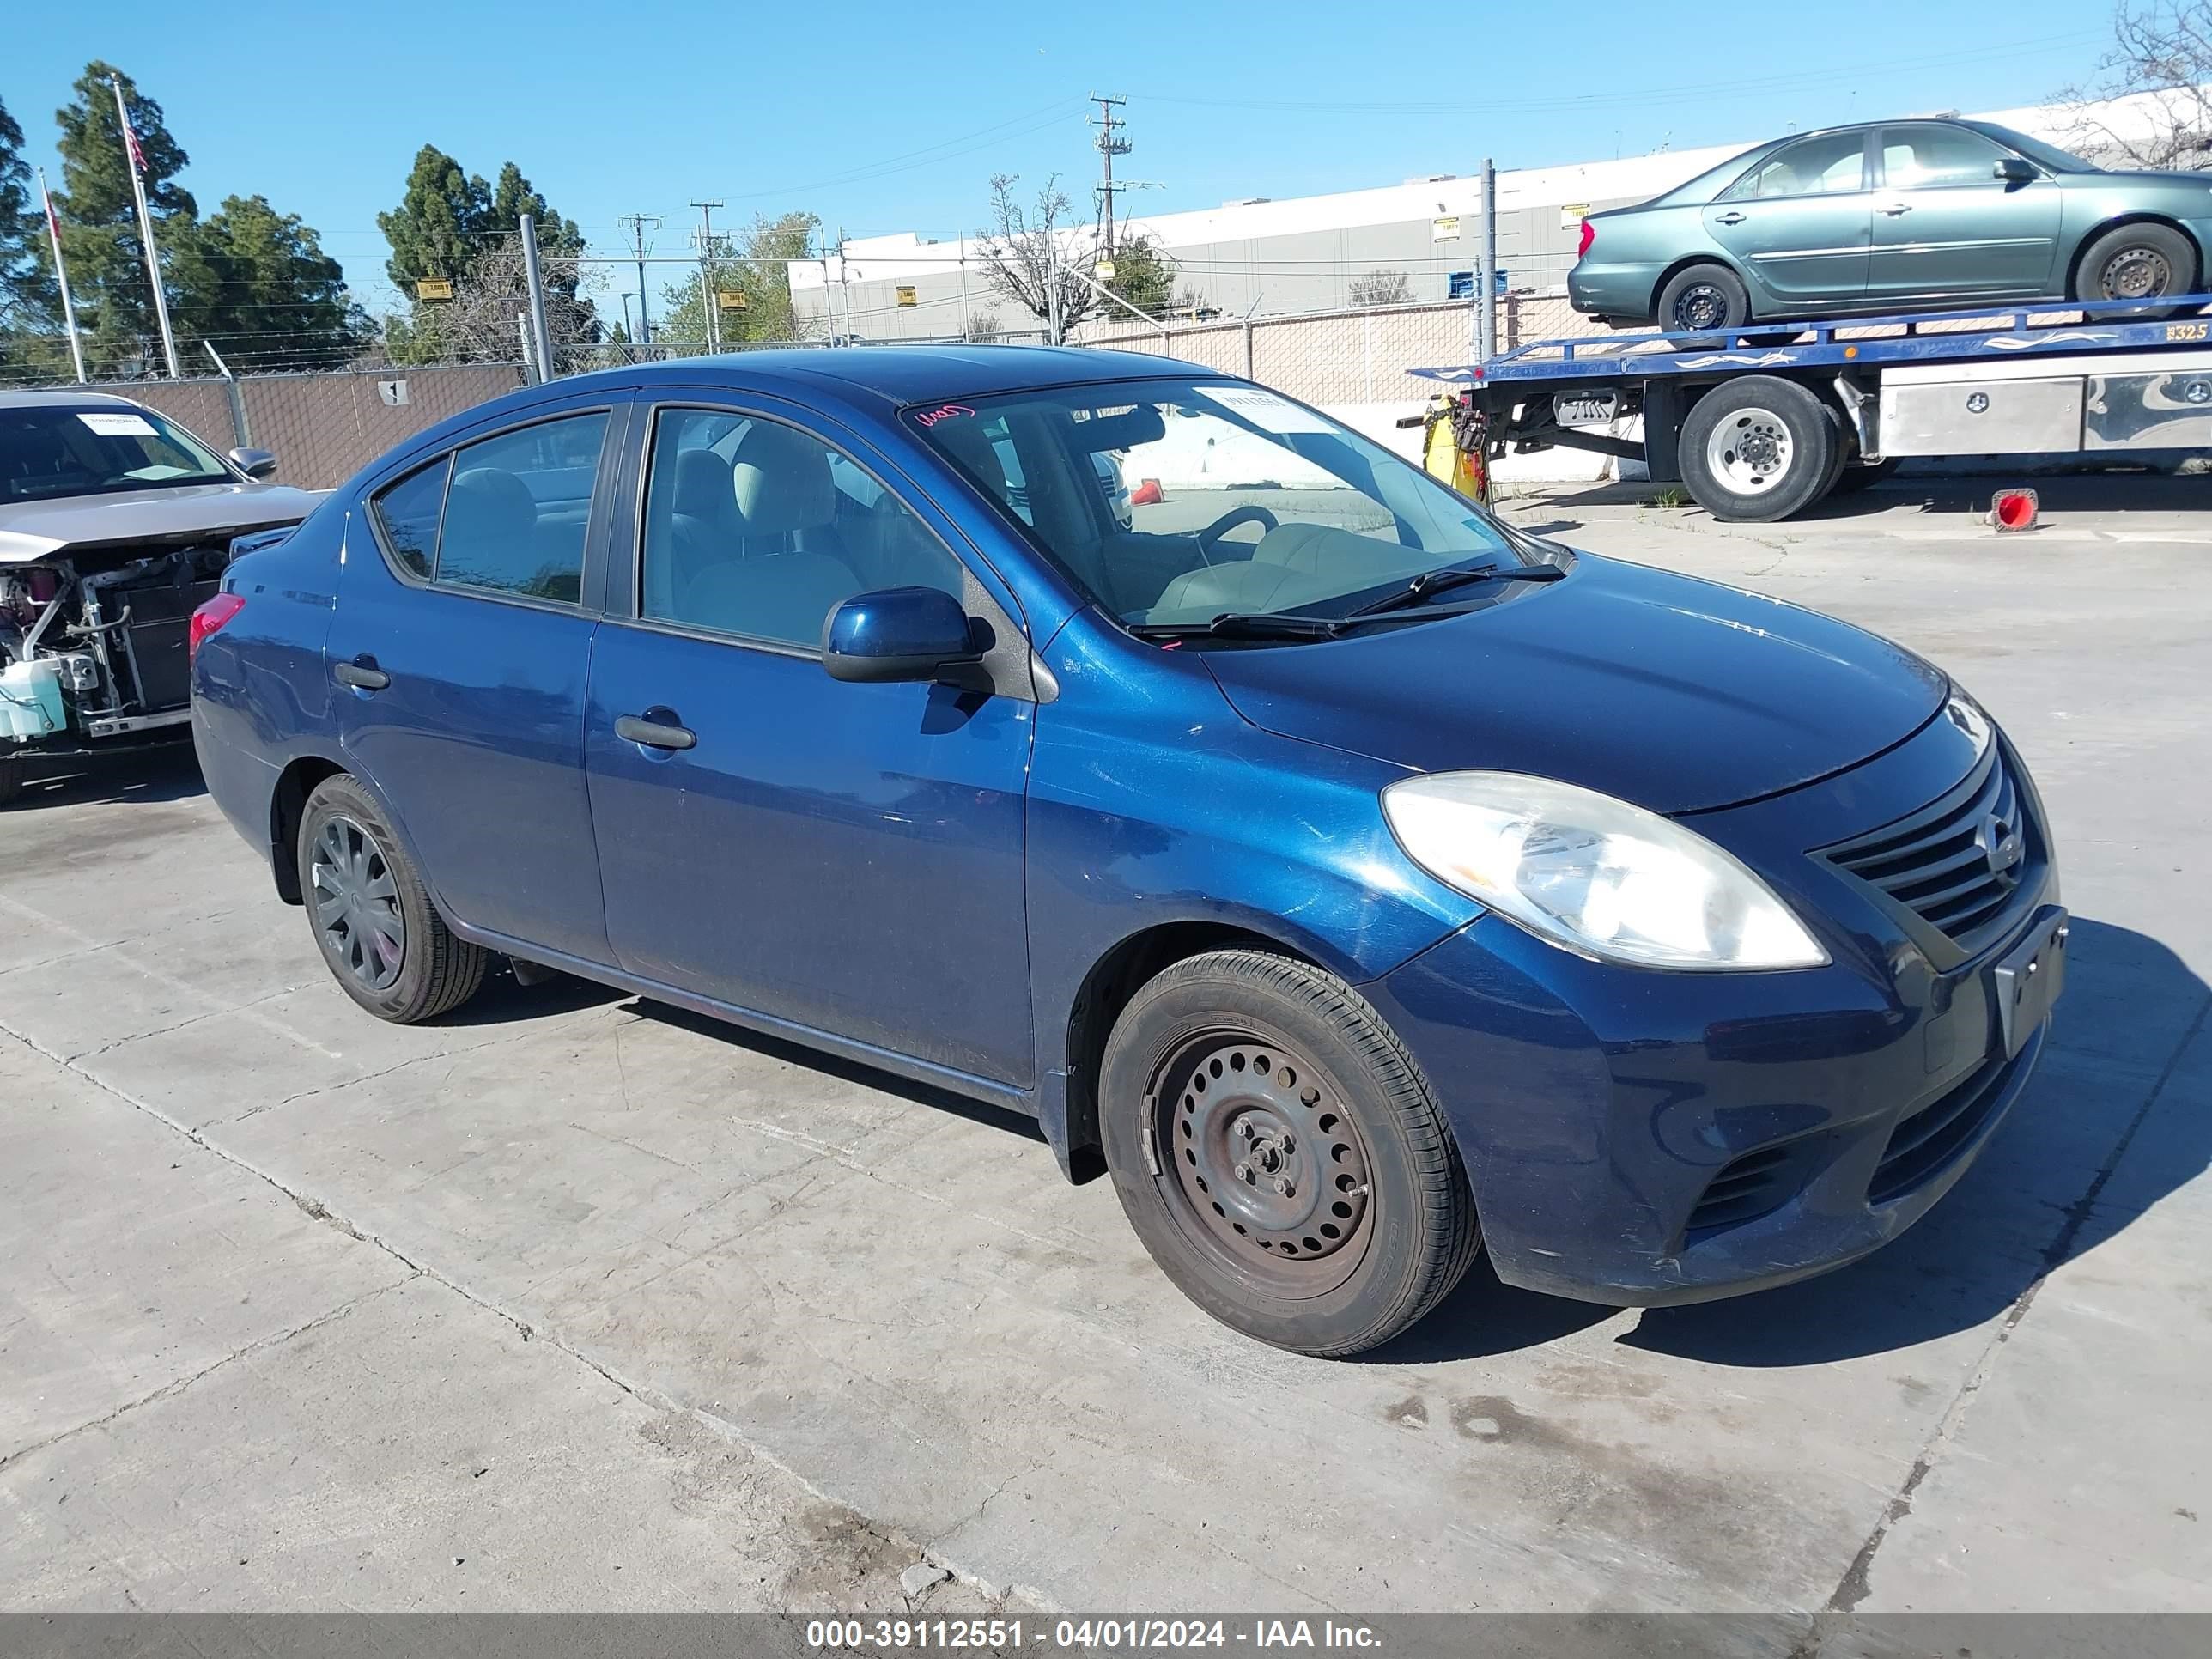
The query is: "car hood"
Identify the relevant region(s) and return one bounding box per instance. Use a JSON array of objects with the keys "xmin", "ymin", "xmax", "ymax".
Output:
[
  {"xmin": 0, "ymin": 481, "xmax": 325, "ymax": 564},
  {"xmin": 1200, "ymin": 555, "xmax": 1948, "ymax": 816}
]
